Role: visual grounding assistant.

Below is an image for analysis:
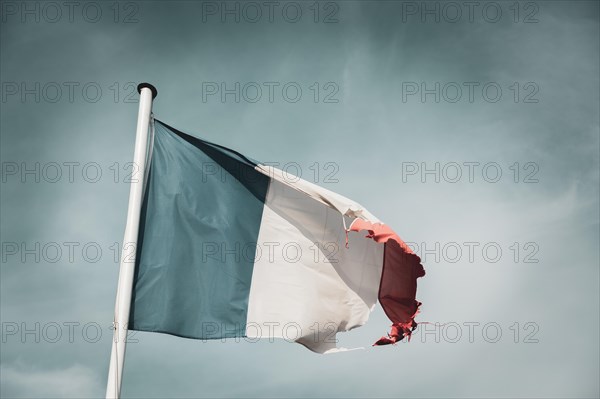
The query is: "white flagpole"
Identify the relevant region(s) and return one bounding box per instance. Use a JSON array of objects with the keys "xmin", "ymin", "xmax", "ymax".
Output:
[{"xmin": 106, "ymin": 83, "xmax": 157, "ymax": 399}]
